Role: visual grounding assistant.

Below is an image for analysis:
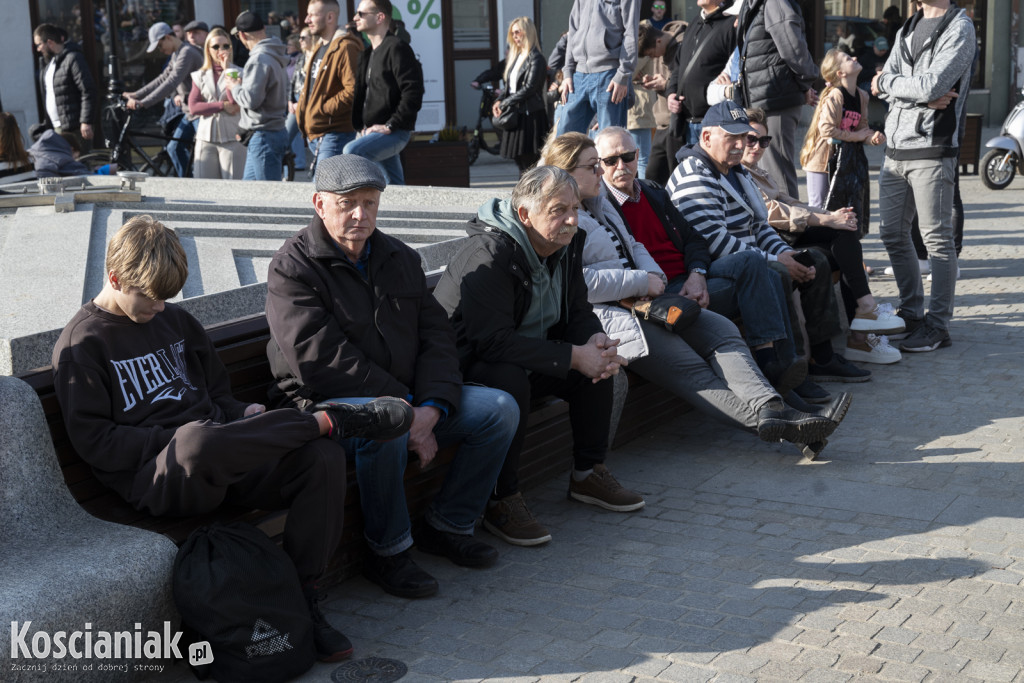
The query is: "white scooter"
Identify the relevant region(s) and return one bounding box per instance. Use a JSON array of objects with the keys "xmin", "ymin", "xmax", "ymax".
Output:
[{"xmin": 981, "ymin": 88, "xmax": 1024, "ymax": 190}]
